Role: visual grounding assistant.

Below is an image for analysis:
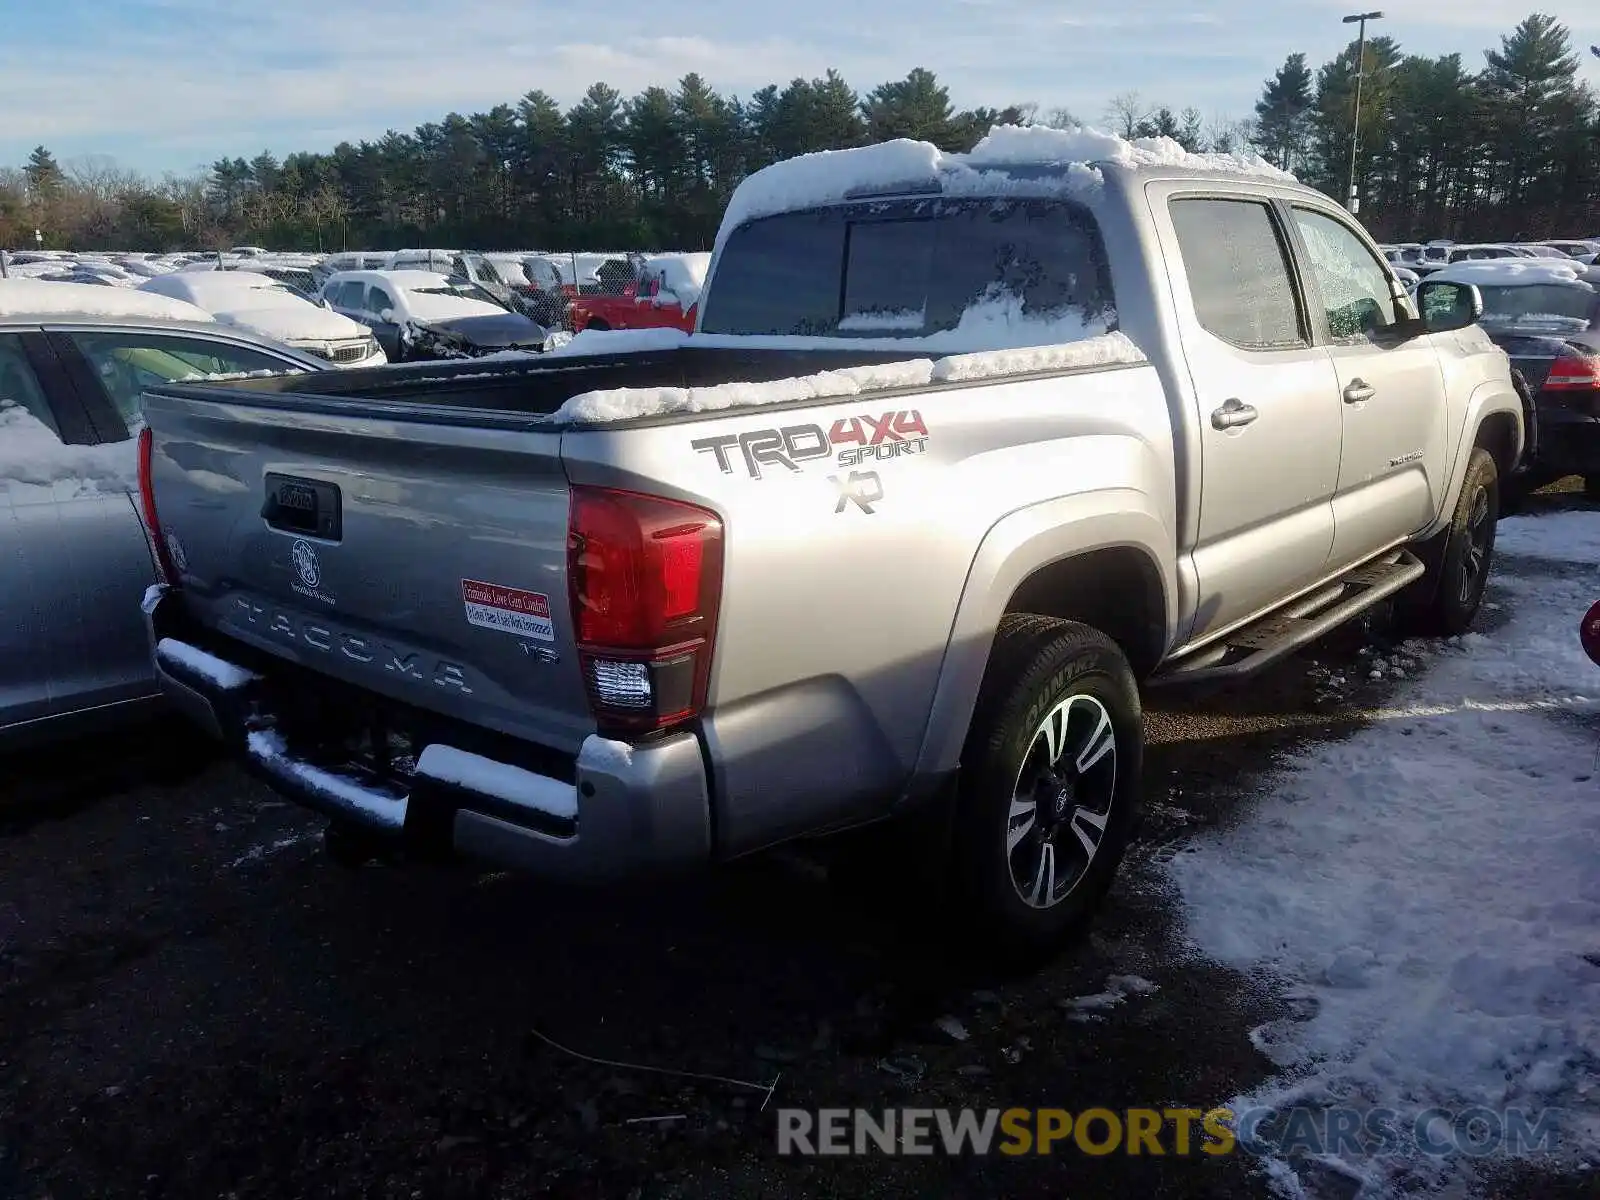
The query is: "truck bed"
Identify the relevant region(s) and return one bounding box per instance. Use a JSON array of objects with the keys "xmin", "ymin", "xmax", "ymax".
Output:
[{"xmin": 167, "ymin": 344, "xmax": 932, "ymax": 426}]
